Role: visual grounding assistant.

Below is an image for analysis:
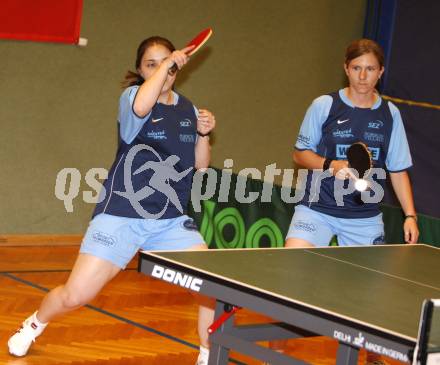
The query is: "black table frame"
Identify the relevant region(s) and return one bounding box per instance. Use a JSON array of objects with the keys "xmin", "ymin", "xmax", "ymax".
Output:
[{"xmin": 139, "ymin": 252, "xmax": 415, "ymax": 364}]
